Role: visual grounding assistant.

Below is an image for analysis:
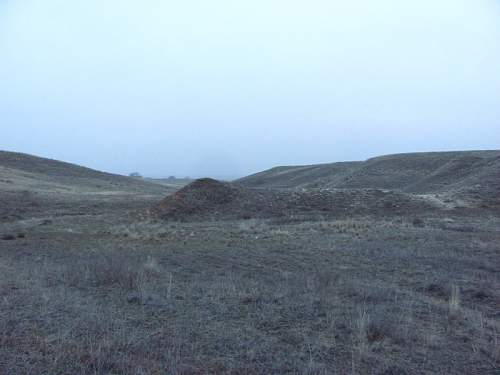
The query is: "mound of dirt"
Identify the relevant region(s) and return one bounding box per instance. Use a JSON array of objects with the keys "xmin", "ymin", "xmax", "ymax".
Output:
[
  {"xmin": 151, "ymin": 178, "xmax": 437, "ymax": 221},
  {"xmin": 154, "ymin": 178, "xmax": 241, "ymax": 214},
  {"xmin": 151, "ymin": 178, "xmax": 263, "ymax": 220}
]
